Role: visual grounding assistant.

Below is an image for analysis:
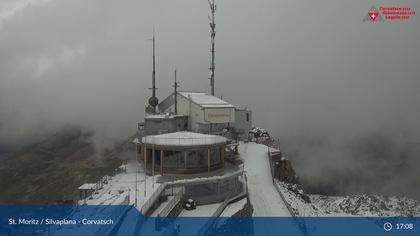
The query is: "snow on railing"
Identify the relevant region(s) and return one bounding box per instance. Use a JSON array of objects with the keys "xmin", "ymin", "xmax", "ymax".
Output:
[
  {"xmin": 167, "ymin": 169, "xmax": 244, "ymax": 186},
  {"xmin": 267, "ymin": 146, "xmax": 308, "ymax": 235},
  {"xmin": 273, "ymin": 179, "xmax": 296, "ymax": 216},
  {"xmin": 273, "ymin": 180, "xmax": 310, "ymax": 235},
  {"xmin": 157, "ymin": 193, "xmax": 182, "ymax": 218},
  {"xmin": 140, "ymin": 169, "xmax": 245, "ymax": 216}
]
